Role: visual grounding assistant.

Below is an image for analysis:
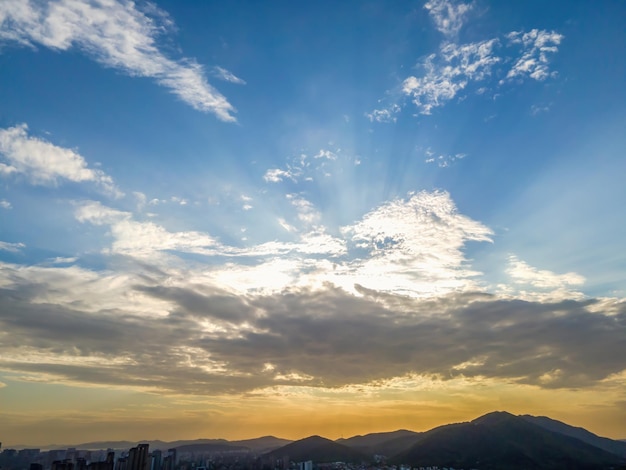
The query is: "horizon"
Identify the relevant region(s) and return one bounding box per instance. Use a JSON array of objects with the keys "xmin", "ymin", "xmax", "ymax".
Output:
[
  {"xmin": 1, "ymin": 0, "xmax": 625, "ymax": 447},
  {"xmin": 4, "ymin": 411, "xmax": 625, "ymax": 449}
]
